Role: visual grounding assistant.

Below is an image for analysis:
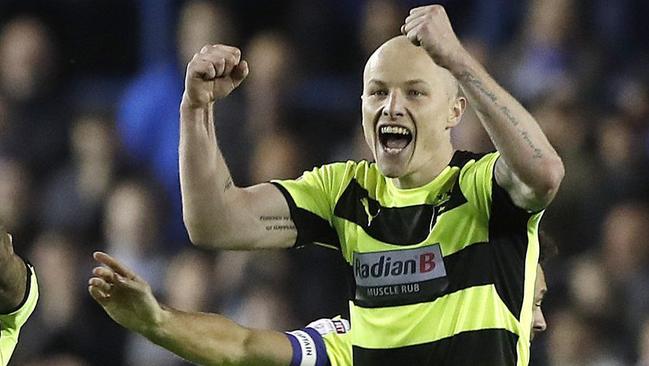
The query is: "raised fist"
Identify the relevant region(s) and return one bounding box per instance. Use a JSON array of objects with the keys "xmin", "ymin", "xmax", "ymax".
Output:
[
  {"xmin": 183, "ymin": 44, "xmax": 249, "ymax": 108},
  {"xmin": 401, "ymin": 5, "xmax": 465, "ymax": 69}
]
